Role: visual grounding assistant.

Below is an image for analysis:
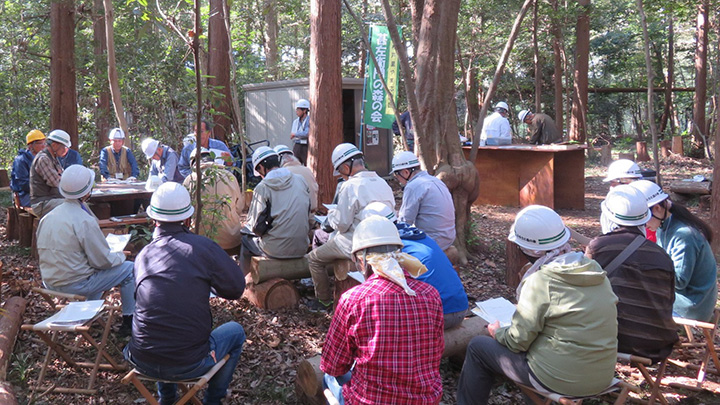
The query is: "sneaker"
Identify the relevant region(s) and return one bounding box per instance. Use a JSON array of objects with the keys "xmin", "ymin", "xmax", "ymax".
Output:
[{"xmin": 307, "ymin": 299, "xmax": 333, "ymax": 313}]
